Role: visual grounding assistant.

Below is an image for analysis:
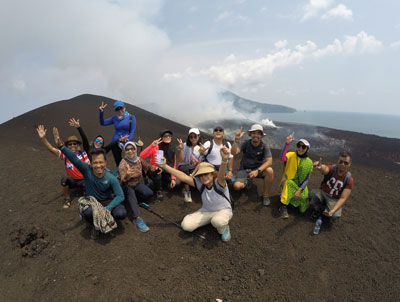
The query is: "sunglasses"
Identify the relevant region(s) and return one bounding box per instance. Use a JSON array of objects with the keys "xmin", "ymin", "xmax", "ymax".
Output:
[
  {"xmin": 296, "ymin": 143, "xmax": 307, "ymax": 150},
  {"xmin": 115, "ymin": 107, "xmax": 123, "ymax": 111},
  {"xmin": 68, "ymin": 142, "xmax": 79, "ymax": 146},
  {"xmin": 339, "ymin": 160, "xmax": 350, "ymax": 166},
  {"xmin": 163, "ymin": 134, "xmax": 172, "ymax": 138},
  {"xmin": 189, "ymin": 135, "xmax": 198, "ymax": 139},
  {"xmin": 125, "ymin": 147, "xmax": 135, "ymax": 152},
  {"xmin": 214, "ymin": 128, "xmax": 223, "ymax": 132},
  {"xmin": 94, "ymin": 138, "xmax": 103, "ymax": 144}
]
